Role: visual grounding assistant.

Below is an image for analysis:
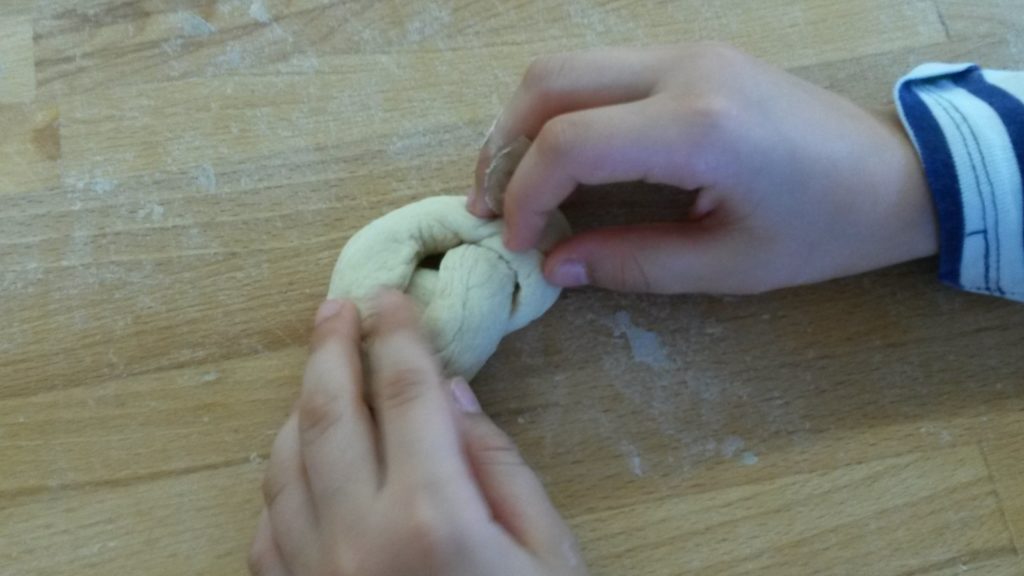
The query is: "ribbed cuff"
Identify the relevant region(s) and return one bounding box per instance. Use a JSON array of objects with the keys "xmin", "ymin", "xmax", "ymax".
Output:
[{"xmin": 895, "ymin": 63, "xmax": 1024, "ymax": 301}]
